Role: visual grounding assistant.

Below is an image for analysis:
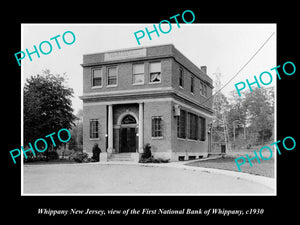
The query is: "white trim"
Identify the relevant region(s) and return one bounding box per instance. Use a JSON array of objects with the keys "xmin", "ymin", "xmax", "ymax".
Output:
[
  {"xmin": 91, "ymin": 86, "xmax": 102, "ymax": 89},
  {"xmin": 83, "ymin": 97, "xmax": 172, "ymax": 106},
  {"xmin": 82, "ymin": 87, "xmax": 212, "ymax": 113},
  {"xmin": 117, "ymin": 111, "xmax": 139, "ymax": 126},
  {"xmin": 83, "ymin": 87, "xmax": 173, "ymax": 96},
  {"xmin": 83, "ymin": 97, "xmax": 213, "ymax": 119}
]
